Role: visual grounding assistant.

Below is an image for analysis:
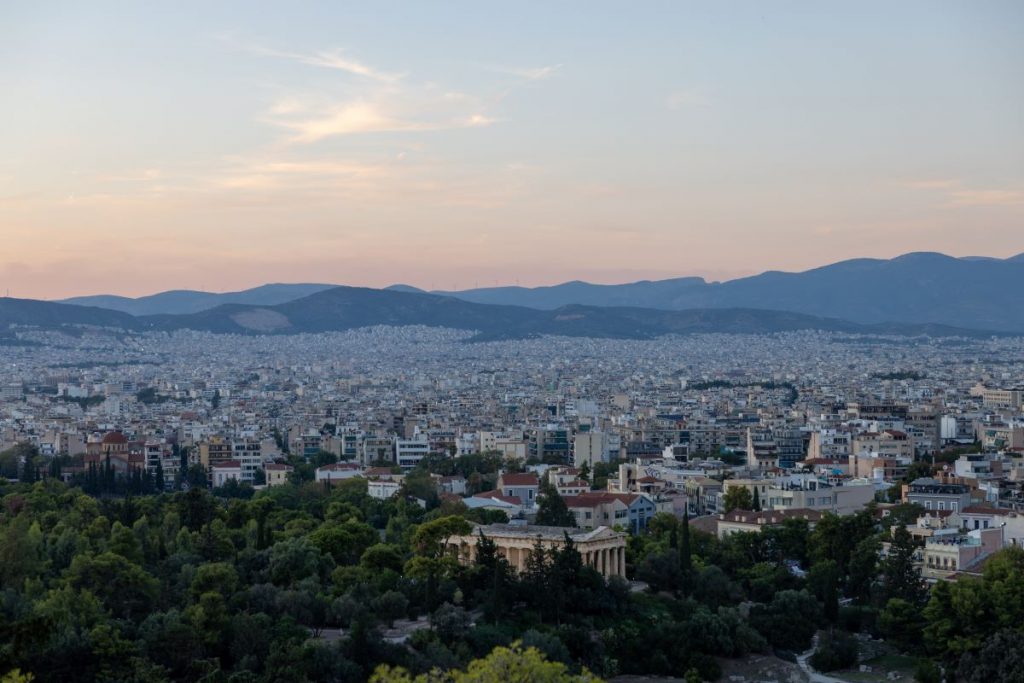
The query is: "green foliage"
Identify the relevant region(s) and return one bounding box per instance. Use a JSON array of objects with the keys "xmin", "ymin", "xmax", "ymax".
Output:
[
  {"xmin": 881, "ymin": 525, "xmax": 927, "ymax": 606},
  {"xmin": 879, "ymin": 598, "xmax": 924, "ymax": 653},
  {"xmin": 923, "ymin": 546, "xmax": 1024, "ymax": 672},
  {"xmin": 809, "ymin": 510, "xmax": 876, "ymax": 578},
  {"xmin": 535, "ymin": 480, "xmax": 576, "ymax": 527},
  {"xmin": 2, "ymin": 466, "xmax": 998, "ymax": 682},
  {"xmin": 955, "ymin": 630, "xmax": 1024, "ymax": 683},
  {"xmin": 722, "ymin": 486, "xmax": 752, "ymax": 513},
  {"xmin": 371, "ymin": 642, "xmax": 601, "ymax": 682},
  {"xmin": 871, "ymin": 370, "xmax": 926, "ymax": 381},
  {"xmin": 749, "ymin": 590, "xmax": 822, "ymax": 652},
  {"xmin": 809, "ymin": 630, "xmax": 859, "ymax": 672}
]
